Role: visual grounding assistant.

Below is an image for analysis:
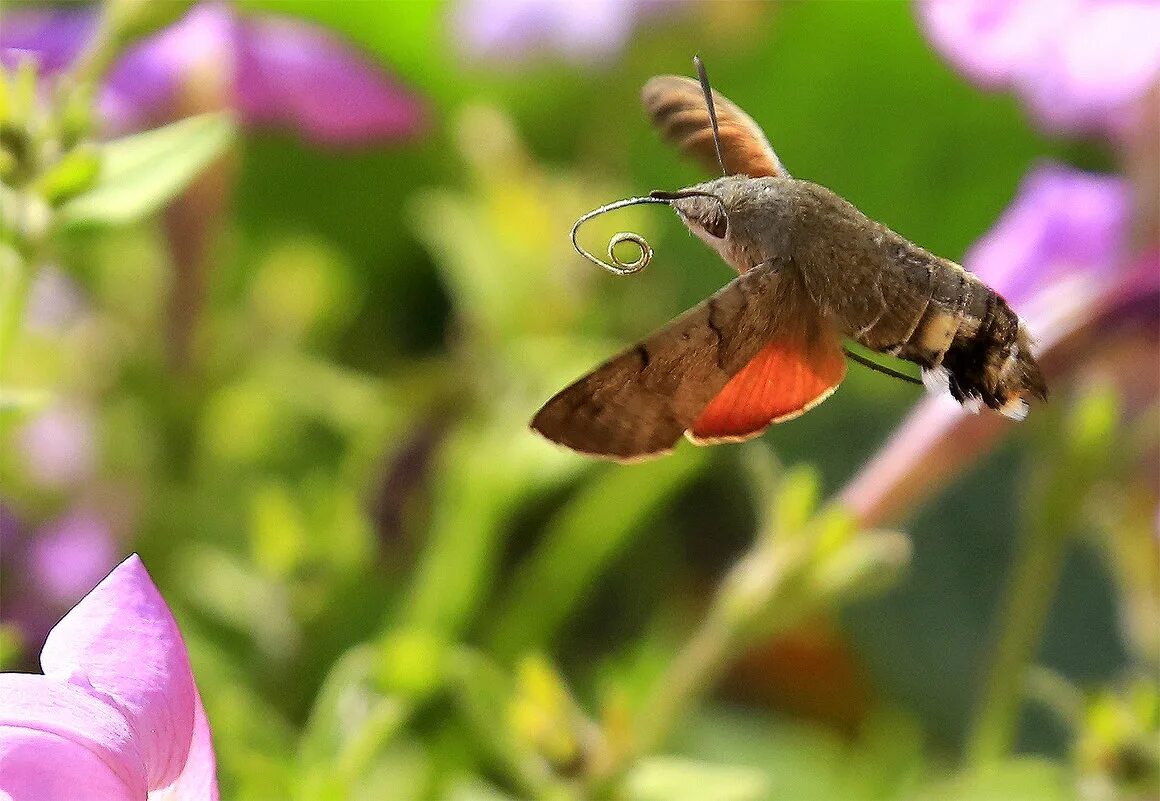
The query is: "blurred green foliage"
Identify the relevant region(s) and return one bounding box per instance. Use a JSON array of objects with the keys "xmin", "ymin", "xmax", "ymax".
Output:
[{"xmin": 1, "ymin": 1, "xmax": 1155, "ymax": 800}]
